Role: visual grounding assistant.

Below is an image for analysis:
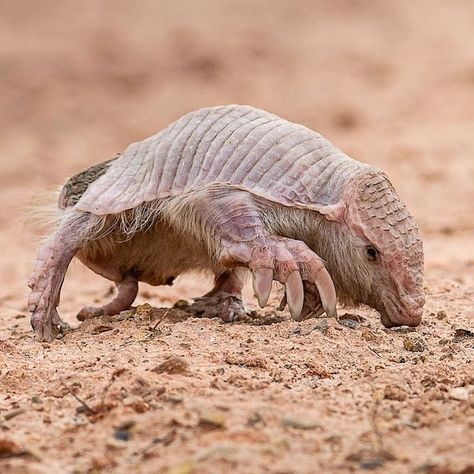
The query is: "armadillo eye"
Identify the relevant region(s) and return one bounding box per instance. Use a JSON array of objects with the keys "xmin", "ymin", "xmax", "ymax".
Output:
[{"xmin": 366, "ymin": 246, "xmax": 378, "ymax": 261}]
